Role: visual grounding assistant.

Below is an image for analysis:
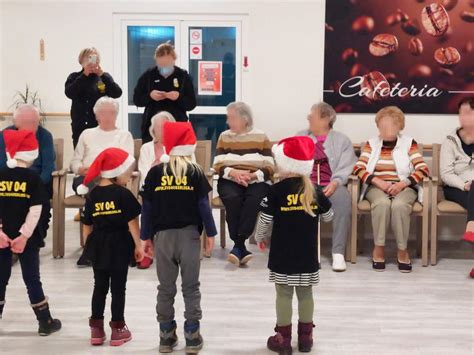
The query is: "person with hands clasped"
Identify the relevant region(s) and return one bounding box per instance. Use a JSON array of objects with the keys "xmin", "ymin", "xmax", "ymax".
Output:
[
  {"xmin": 0, "ymin": 130, "xmax": 61, "ymax": 336},
  {"xmin": 141, "ymin": 121, "xmax": 216, "ymax": 354},
  {"xmin": 76, "ymin": 148, "xmax": 144, "ymax": 347},
  {"xmin": 255, "ymin": 136, "xmax": 333, "ymax": 355}
]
